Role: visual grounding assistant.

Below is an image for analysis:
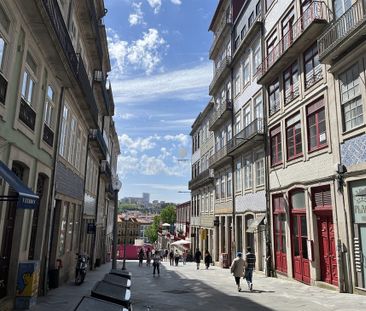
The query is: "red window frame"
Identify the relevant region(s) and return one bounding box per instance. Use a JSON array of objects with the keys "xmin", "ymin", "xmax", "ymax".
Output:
[
  {"xmin": 273, "ymin": 194, "xmax": 287, "ymax": 273},
  {"xmin": 270, "ymin": 126, "xmax": 282, "ymax": 166},
  {"xmin": 307, "ymin": 98, "xmax": 327, "ymax": 152},
  {"xmin": 283, "ymin": 62, "xmax": 299, "ymax": 104},
  {"xmin": 286, "ymin": 114, "xmax": 302, "ymax": 160},
  {"xmin": 268, "ymin": 79, "xmax": 280, "ymax": 115},
  {"xmin": 304, "ymin": 43, "xmax": 322, "ymax": 89}
]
